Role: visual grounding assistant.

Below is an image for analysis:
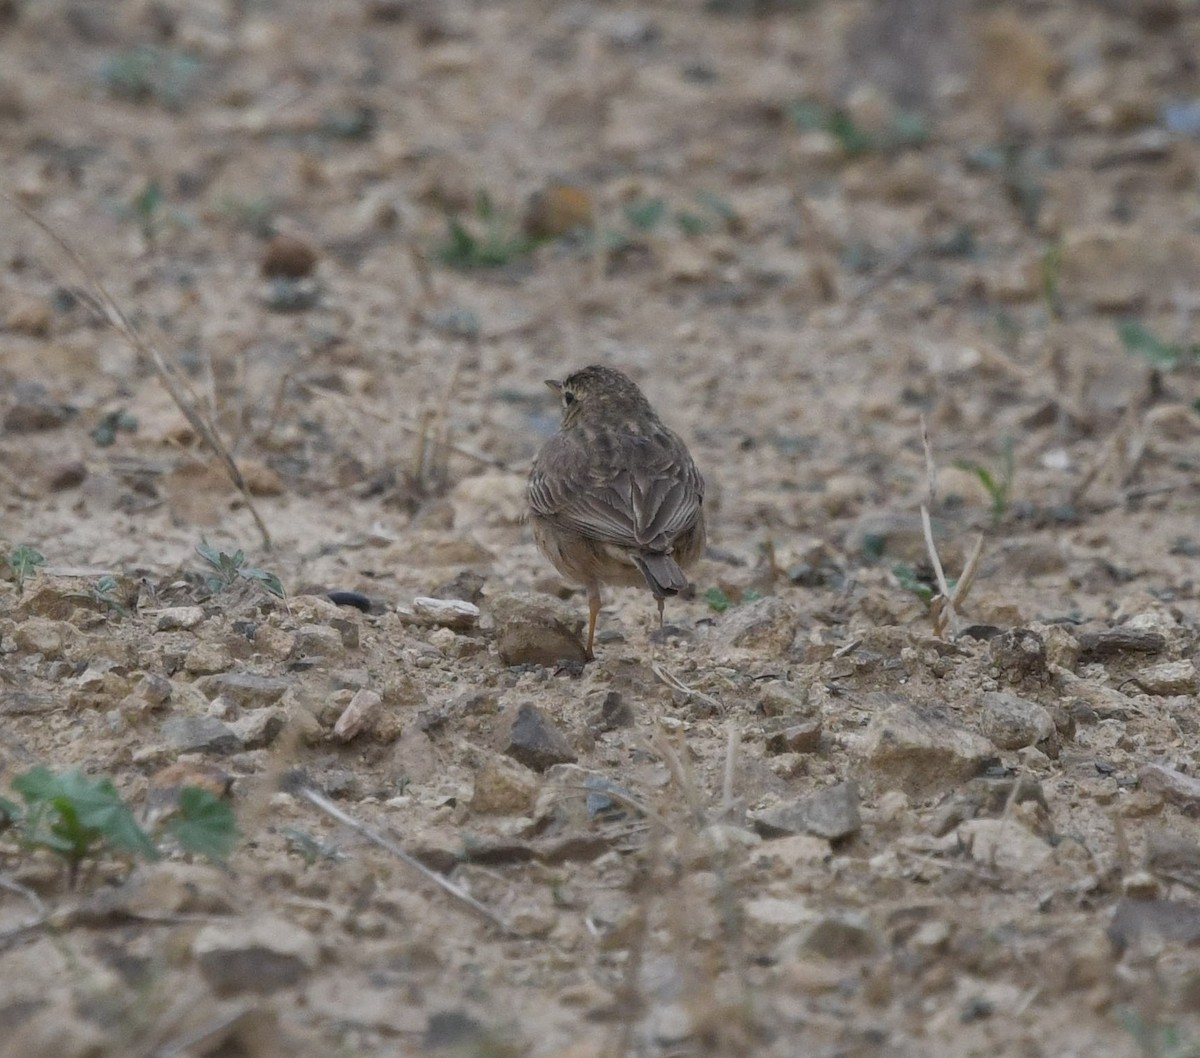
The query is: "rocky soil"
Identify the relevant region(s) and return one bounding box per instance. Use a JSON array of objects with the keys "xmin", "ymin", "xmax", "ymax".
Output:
[{"xmin": 4, "ymin": 1, "xmax": 1200, "ymax": 1055}]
